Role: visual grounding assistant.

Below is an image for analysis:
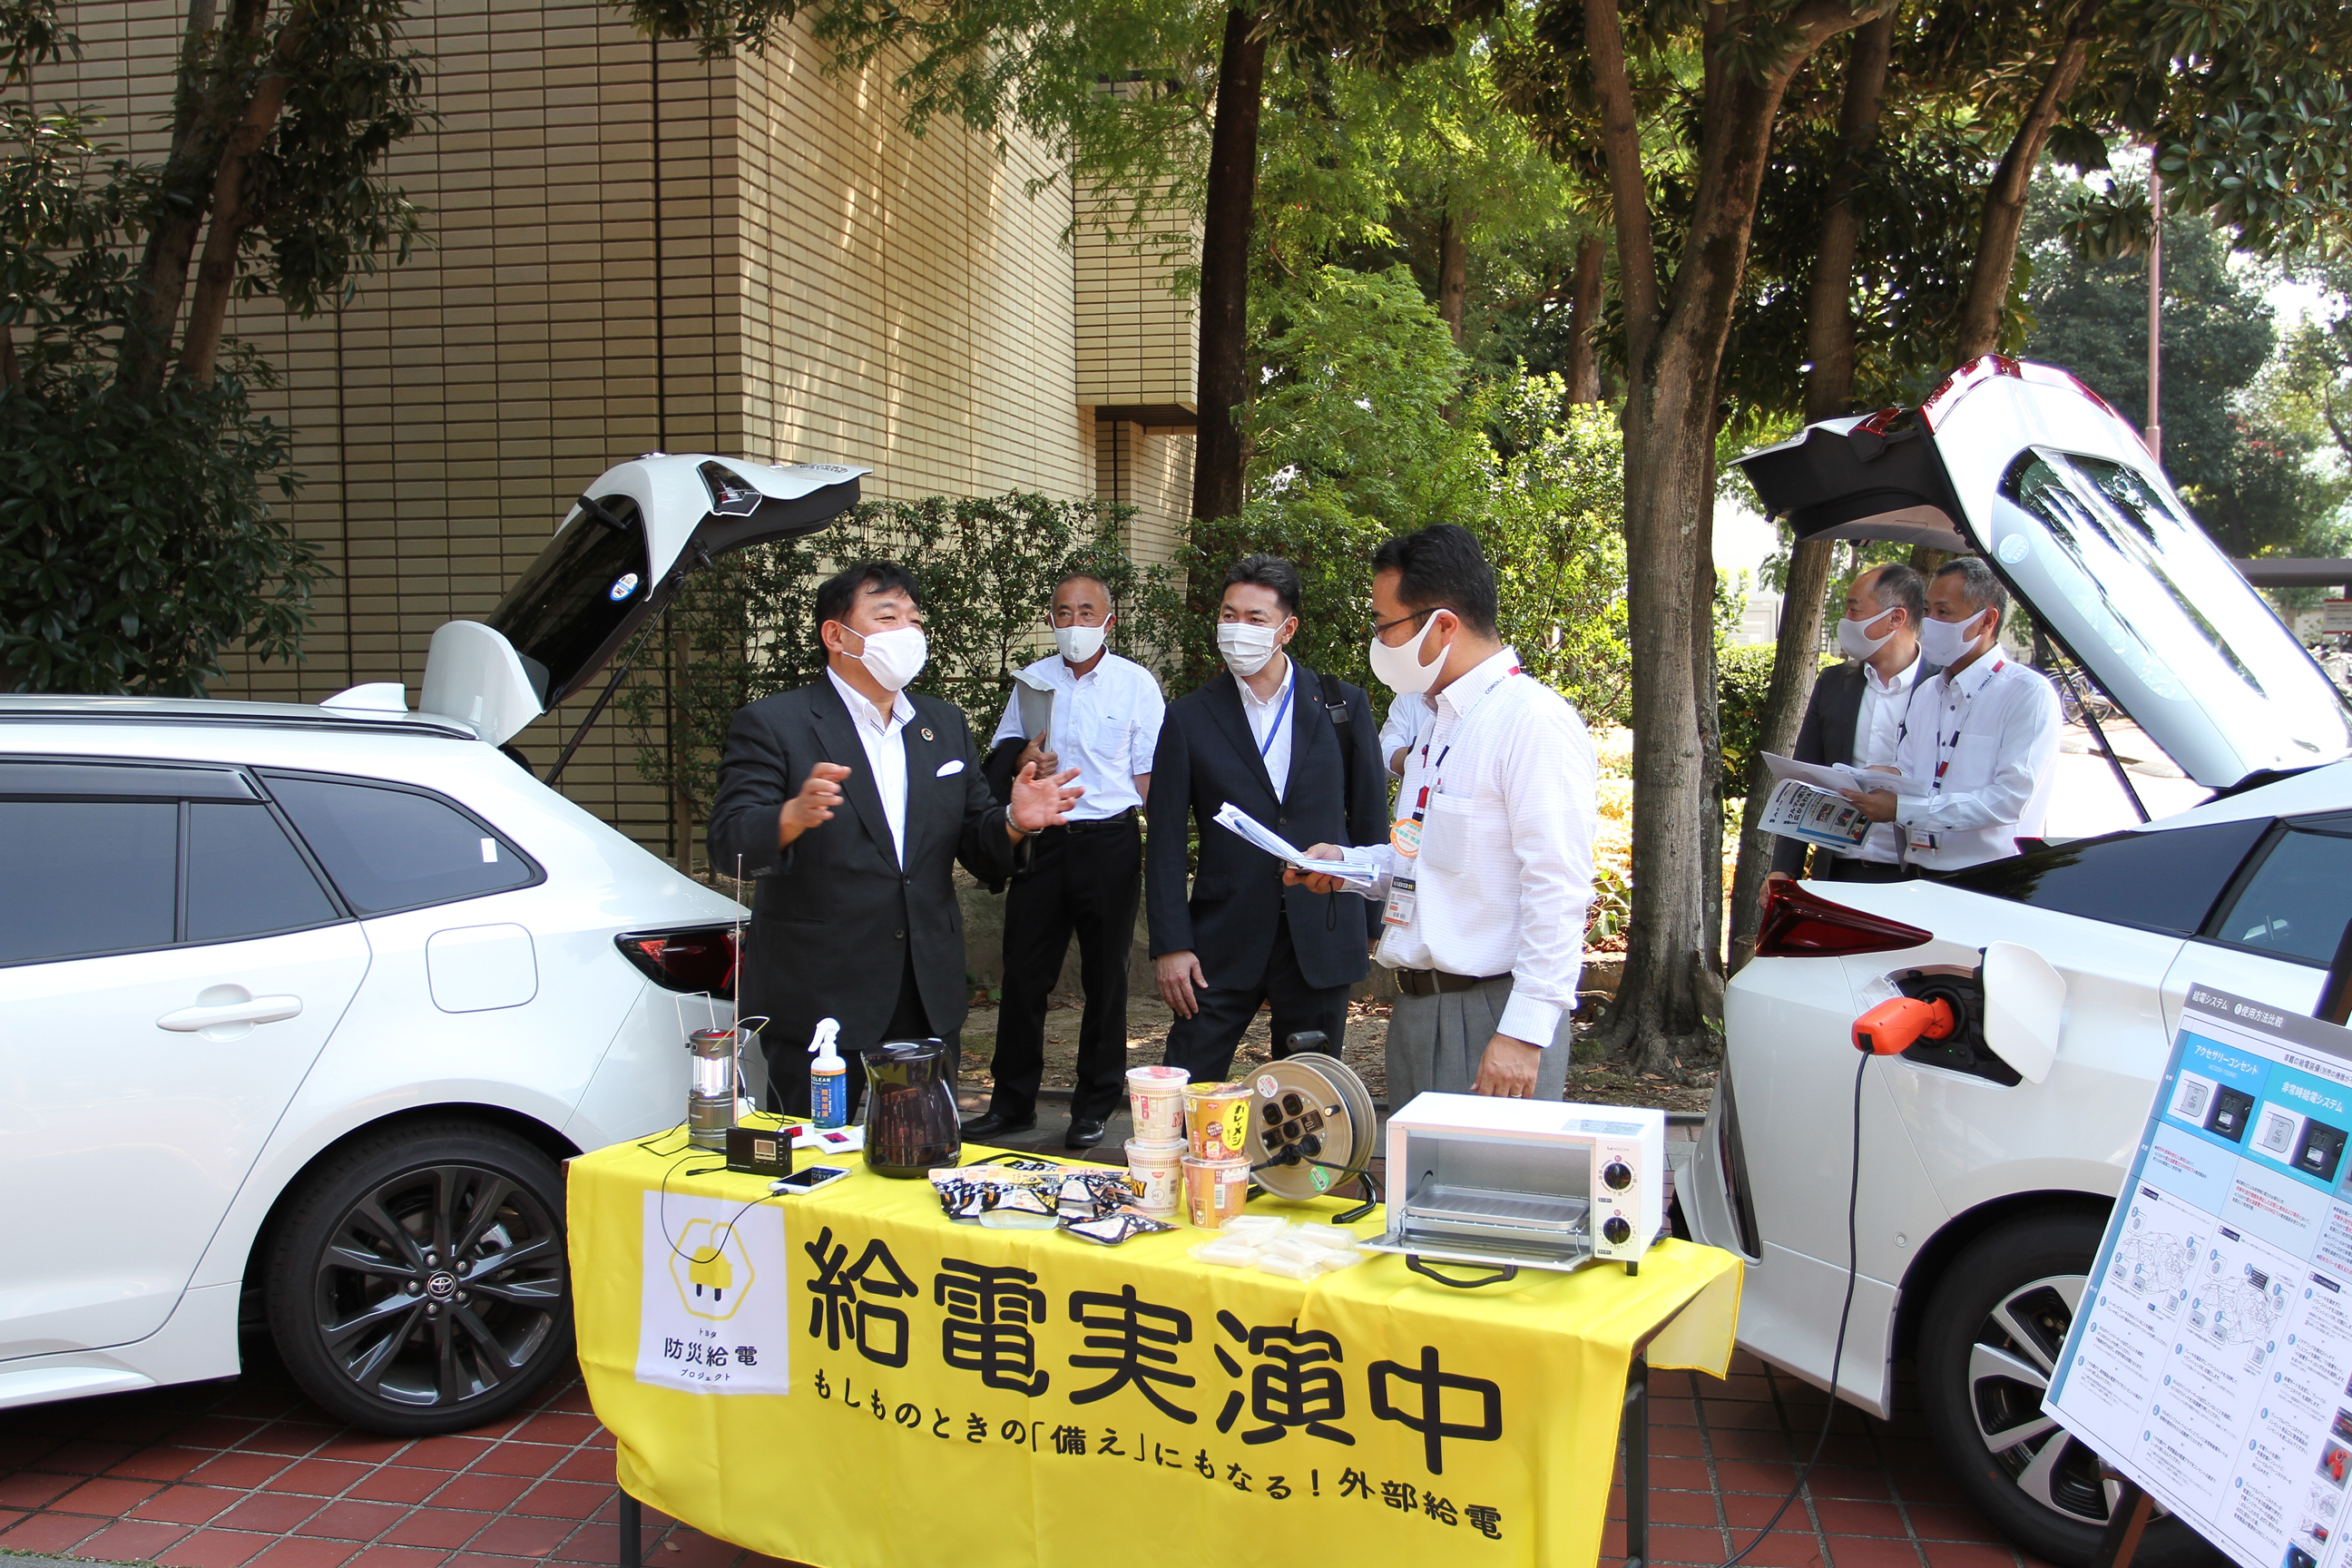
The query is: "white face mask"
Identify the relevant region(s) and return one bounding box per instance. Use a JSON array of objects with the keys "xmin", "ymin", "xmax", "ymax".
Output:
[
  {"xmin": 1836, "ymin": 607, "xmax": 1901, "ymax": 661},
  {"xmin": 843, "ymin": 623, "xmax": 928, "ymax": 691},
  {"xmin": 1917, "ymin": 607, "xmax": 1988, "ymax": 667},
  {"xmin": 1217, "ymin": 621, "xmax": 1283, "ymax": 678},
  {"xmin": 1054, "ymin": 621, "xmax": 1108, "ymax": 664},
  {"xmin": 1367, "ymin": 611, "xmax": 1449, "ymax": 696}
]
